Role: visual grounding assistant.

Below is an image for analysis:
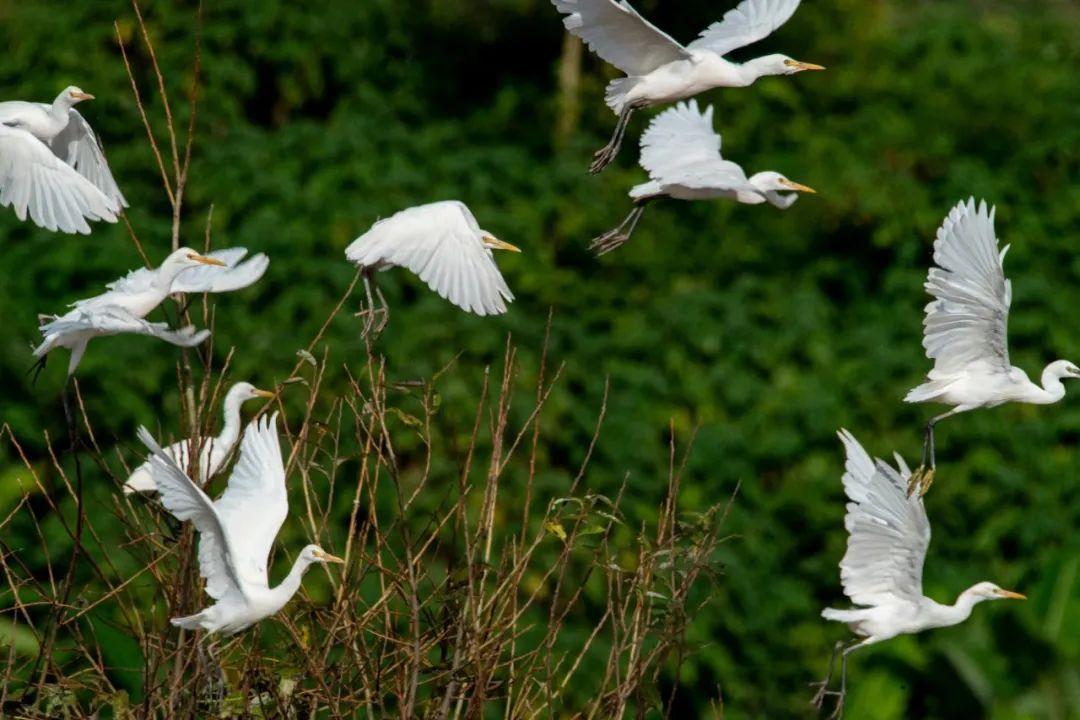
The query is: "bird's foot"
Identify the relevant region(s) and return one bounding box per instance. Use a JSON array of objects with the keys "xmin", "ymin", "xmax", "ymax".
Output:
[
  {"xmin": 808, "ymin": 681, "xmax": 840, "ymax": 710},
  {"xmin": 589, "ymin": 145, "xmax": 616, "ymax": 174},
  {"xmin": 828, "ymin": 694, "xmax": 846, "ymax": 720},
  {"xmin": 355, "ymin": 307, "xmax": 389, "ymax": 339},
  {"xmin": 590, "ymin": 229, "xmax": 630, "ymax": 256},
  {"xmin": 918, "ymin": 466, "xmax": 936, "ymax": 497},
  {"xmin": 907, "ymin": 466, "xmax": 929, "ymax": 497}
]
